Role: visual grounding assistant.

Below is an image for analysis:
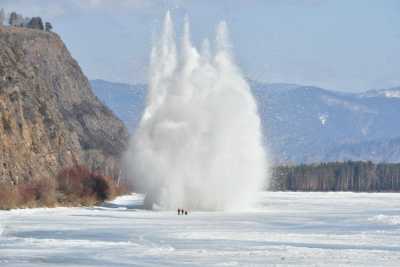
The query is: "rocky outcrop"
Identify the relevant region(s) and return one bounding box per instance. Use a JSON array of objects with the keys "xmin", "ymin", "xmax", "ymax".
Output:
[{"xmin": 0, "ymin": 26, "xmax": 129, "ymax": 185}]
